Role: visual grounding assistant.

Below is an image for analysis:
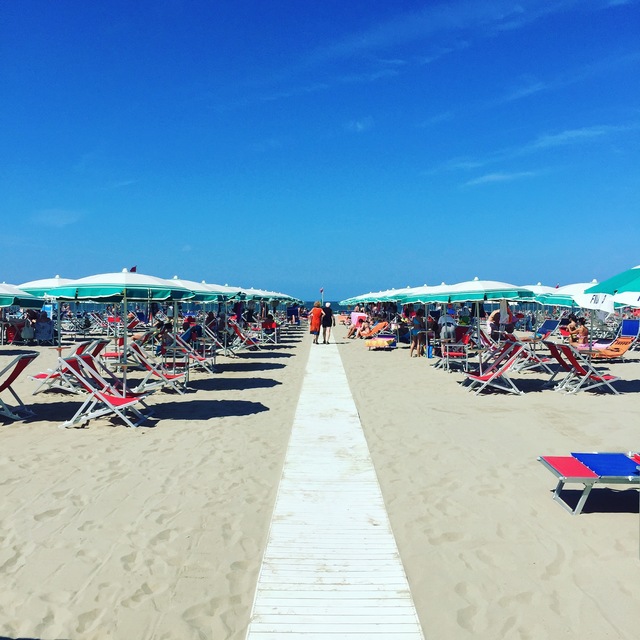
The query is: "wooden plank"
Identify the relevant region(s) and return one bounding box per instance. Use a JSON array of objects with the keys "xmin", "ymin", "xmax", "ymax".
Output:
[{"xmin": 245, "ymin": 341, "xmax": 425, "ymax": 639}]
